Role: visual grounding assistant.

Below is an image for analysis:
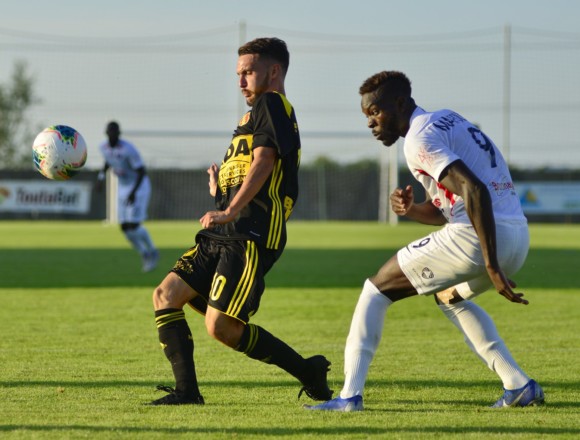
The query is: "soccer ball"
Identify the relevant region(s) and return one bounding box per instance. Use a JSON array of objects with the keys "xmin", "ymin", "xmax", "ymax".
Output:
[{"xmin": 32, "ymin": 125, "xmax": 87, "ymax": 180}]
